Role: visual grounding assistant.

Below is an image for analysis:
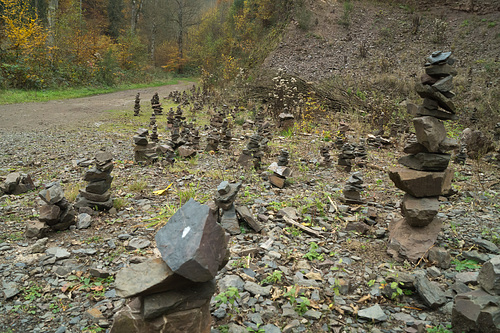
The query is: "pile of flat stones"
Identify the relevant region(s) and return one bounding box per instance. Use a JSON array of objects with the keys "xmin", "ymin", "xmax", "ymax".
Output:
[
  {"xmin": 388, "ymin": 51, "xmax": 458, "ymax": 262},
  {"xmin": 205, "ymin": 129, "xmax": 220, "ymax": 152},
  {"xmin": 133, "ymin": 128, "xmax": 158, "ymax": 163},
  {"xmin": 268, "ymin": 149, "xmax": 292, "ymax": 188},
  {"xmin": 338, "ymin": 143, "xmax": 355, "ymax": 172},
  {"xmin": 215, "ymin": 181, "xmax": 242, "ymax": 235},
  {"xmin": 74, "ymin": 151, "xmax": 114, "ymax": 211},
  {"xmin": 0, "ymin": 172, "xmax": 35, "ymax": 195},
  {"xmin": 151, "ymin": 92, "xmax": 163, "ymax": 115},
  {"xmin": 238, "ymin": 133, "xmax": 263, "ymax": 170},
  {"xmin": 133, "ymin": 93, "xmax": 140, "ymax": 116},
  {"xmin": 319, "ymin": 144, "xmax": 332, "ymax": 166},
  {"xmin": 111, "ymin": 199, "xmax": 228, "ymax": 333},
  {"xmin": 452, "ymin": 255, "xmax": 500, "ymax": 331},
  {"xmin": 343, "ymin": 172, "xmax": 364, "ymax": 204},
  {"xmin": 37, "ymin": 182, "xmax": 77, "ymax": 231},
  {"xmin": 220, "ymin": 119, "xmax": 232, "ymax": 150}
]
